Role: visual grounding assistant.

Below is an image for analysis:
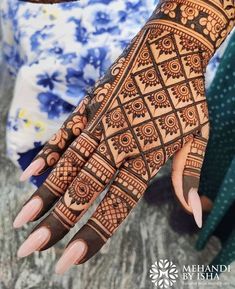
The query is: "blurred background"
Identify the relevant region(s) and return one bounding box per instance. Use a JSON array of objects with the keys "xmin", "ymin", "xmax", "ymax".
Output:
[{"xmin": 0, "ymin": 1, "xmax": 235, "ymax": 288}]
